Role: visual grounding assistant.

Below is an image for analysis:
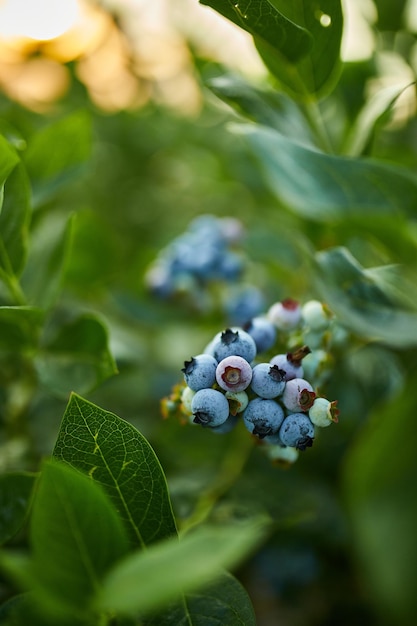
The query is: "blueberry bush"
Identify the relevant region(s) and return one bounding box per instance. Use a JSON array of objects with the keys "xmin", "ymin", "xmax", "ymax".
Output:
[{"xmin": 1, "ymin": 1, "xmax": 417, "ymax": 624}]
